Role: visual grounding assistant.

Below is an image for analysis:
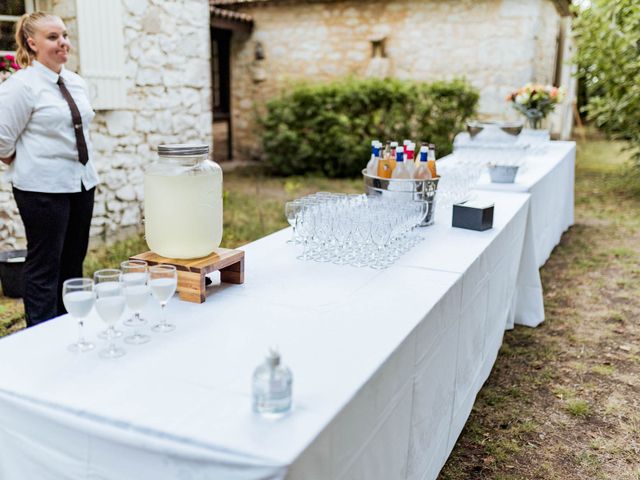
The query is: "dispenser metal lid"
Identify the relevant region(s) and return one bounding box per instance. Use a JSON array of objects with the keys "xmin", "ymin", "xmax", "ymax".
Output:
[{"xmin": 158, "ymin": 144, "xmax": 209, "ymax": 156}]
